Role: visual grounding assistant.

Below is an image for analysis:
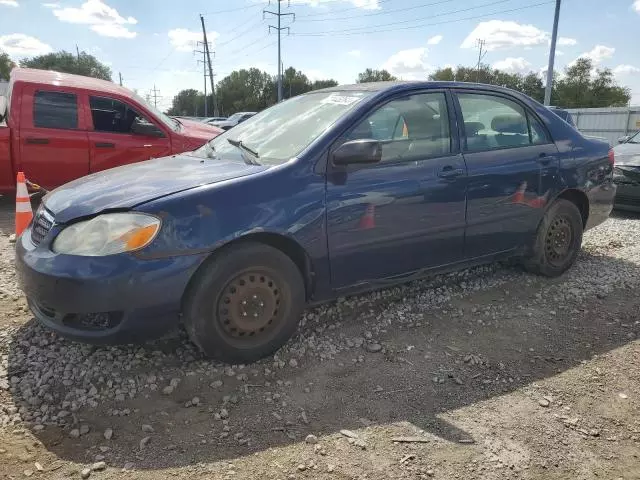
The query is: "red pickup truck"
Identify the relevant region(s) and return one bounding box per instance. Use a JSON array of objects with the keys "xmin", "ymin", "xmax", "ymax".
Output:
[{"xmin": 0, "ymin": 68, "xmax": 221, "ymax": 194}]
